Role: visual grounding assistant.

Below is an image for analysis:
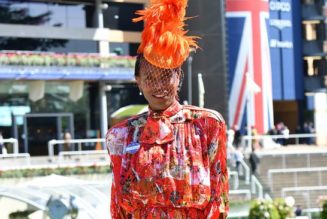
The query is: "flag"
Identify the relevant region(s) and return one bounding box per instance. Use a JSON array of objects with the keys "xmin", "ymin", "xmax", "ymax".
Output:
[
  {"xmin": 246, "ymin": 73, "xmax": 261, "ymax": 94},
  {"xmin": 226, "ymin": 0, "xmax": 274, "ymax": 133}
]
